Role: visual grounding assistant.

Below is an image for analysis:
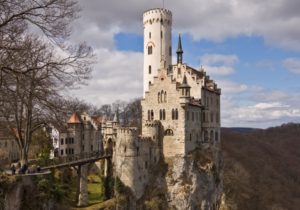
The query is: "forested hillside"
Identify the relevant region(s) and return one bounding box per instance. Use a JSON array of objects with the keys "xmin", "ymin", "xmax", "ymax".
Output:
[{"xmin": 222, "ymin": 123, "xmax": 300, "ymax": 210}]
